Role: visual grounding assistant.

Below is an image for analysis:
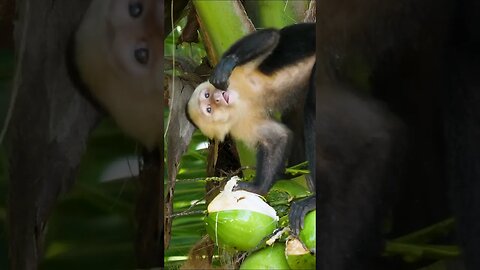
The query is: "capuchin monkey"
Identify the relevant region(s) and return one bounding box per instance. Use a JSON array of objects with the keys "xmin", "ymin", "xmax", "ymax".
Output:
[
  {"xmin": 187, "ymin": 23, "xmax": 404, "ymax": 264},
  {"xmin": 187, "ymin": 23, "xmax": 318, "ymax": 236},
  {"xmin": 75, "ymin": 0, "xmax": 163, "ymax": 150}
]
